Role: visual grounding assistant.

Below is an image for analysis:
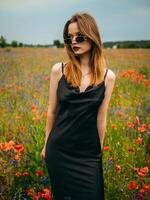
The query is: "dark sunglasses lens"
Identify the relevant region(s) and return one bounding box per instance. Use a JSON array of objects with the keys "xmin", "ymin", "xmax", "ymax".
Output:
[
  {"xmin": 64, "ymin": 35, "xmax": 86, "ymax": 44},
  {"xmin": 64, "ymin": 38, "xmax": 72, "ymax": 44},
  {"xmin": 76, "ymin": 36, "xmax": 85, "ymax": 43}
]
